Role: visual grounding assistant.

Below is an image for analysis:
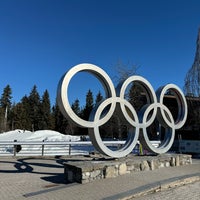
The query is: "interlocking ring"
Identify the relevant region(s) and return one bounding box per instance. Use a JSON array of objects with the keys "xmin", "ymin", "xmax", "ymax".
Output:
[{"xmin": 57, "ymin": 63, "xmax": 188, "ymax": 158}]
